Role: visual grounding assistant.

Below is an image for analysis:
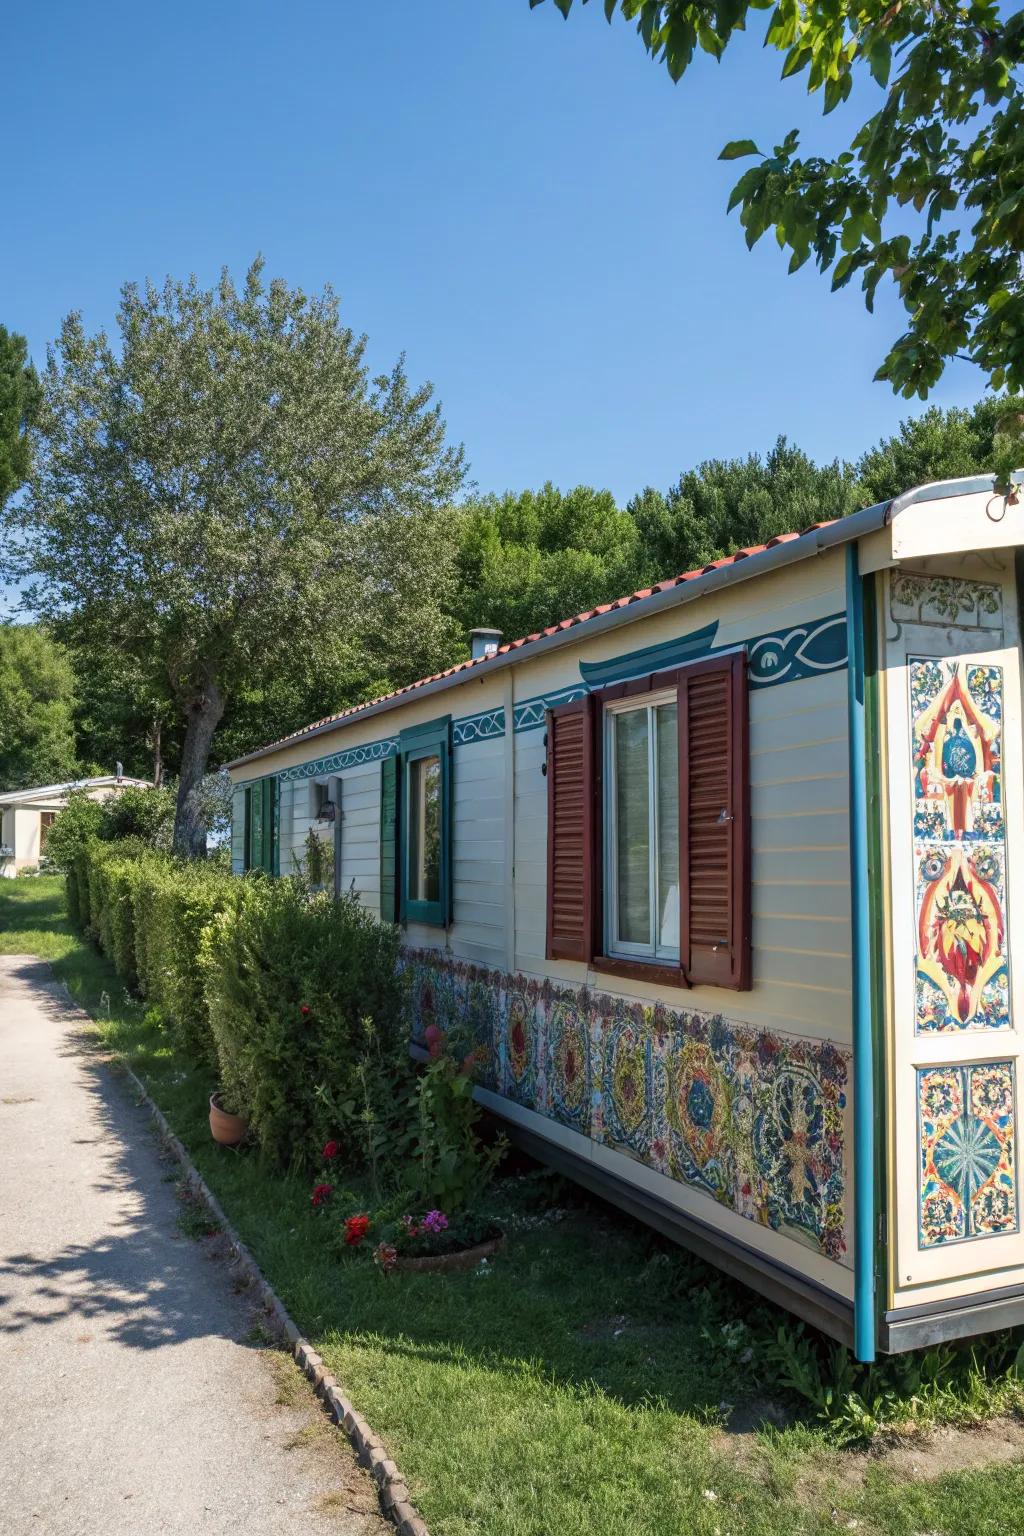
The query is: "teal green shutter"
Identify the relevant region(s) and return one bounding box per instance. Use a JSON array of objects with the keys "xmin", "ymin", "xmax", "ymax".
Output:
[
  {"xmin": 265, "ymin": 777, "xmax": 280, "ymax": 874},
  {"xmin": 249, "ymin": 780, "xmax": 264, "ymax": 870},
  {"xmin": 380, "ymin": 756, "xmax": 398, "ymax": 921}
]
